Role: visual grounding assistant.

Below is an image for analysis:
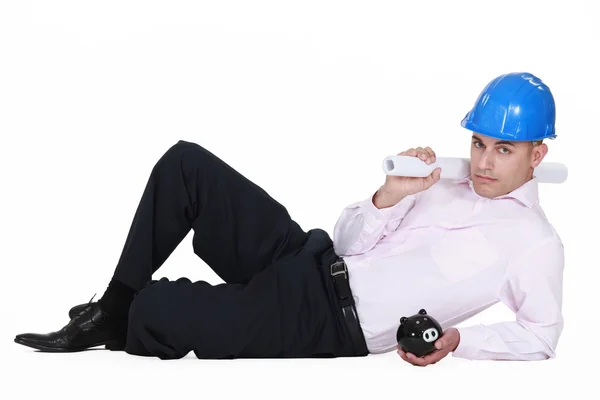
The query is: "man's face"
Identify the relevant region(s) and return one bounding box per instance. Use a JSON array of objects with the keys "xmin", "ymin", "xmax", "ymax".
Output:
[{"xmin": 469, "ymin": 132, "xmax": 548, "ymax": 198}]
